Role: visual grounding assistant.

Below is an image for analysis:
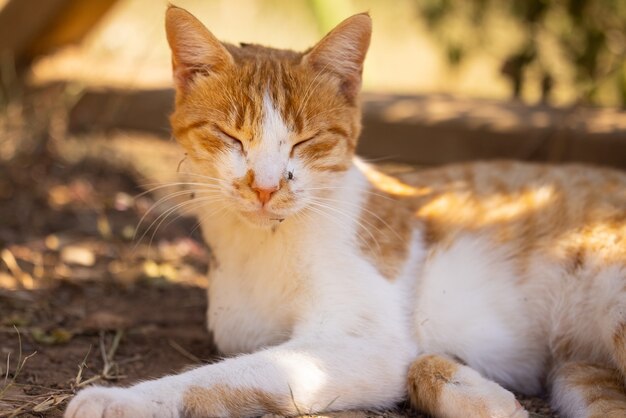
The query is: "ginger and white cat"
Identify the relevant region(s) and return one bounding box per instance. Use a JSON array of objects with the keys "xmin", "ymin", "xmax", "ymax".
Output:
[{"xmin": 66, "ymin": 6, "xmax": 626, "ymax": 418}]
